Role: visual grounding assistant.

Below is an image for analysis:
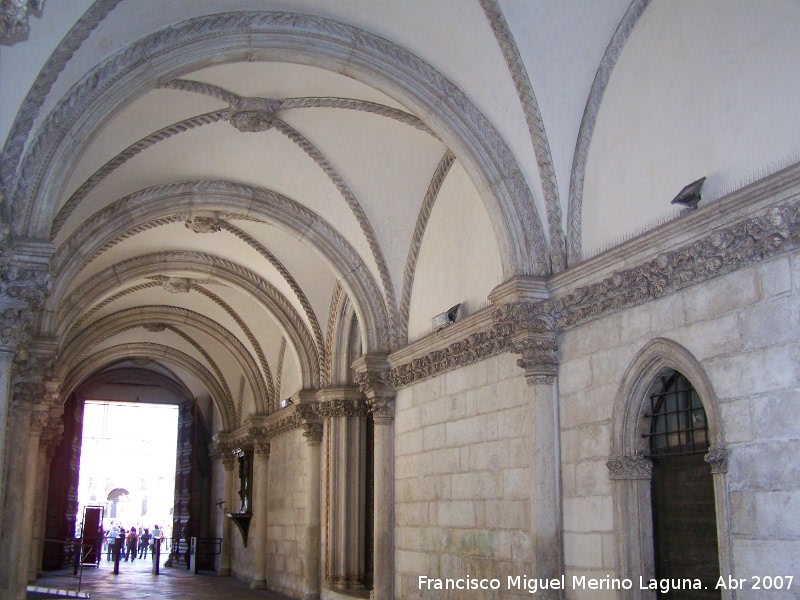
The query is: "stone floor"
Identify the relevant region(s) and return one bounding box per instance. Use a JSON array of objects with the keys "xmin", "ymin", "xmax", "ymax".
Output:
[{"xmin": 30, "ymin": 556, "xmax": 294, "ymax": 599}]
